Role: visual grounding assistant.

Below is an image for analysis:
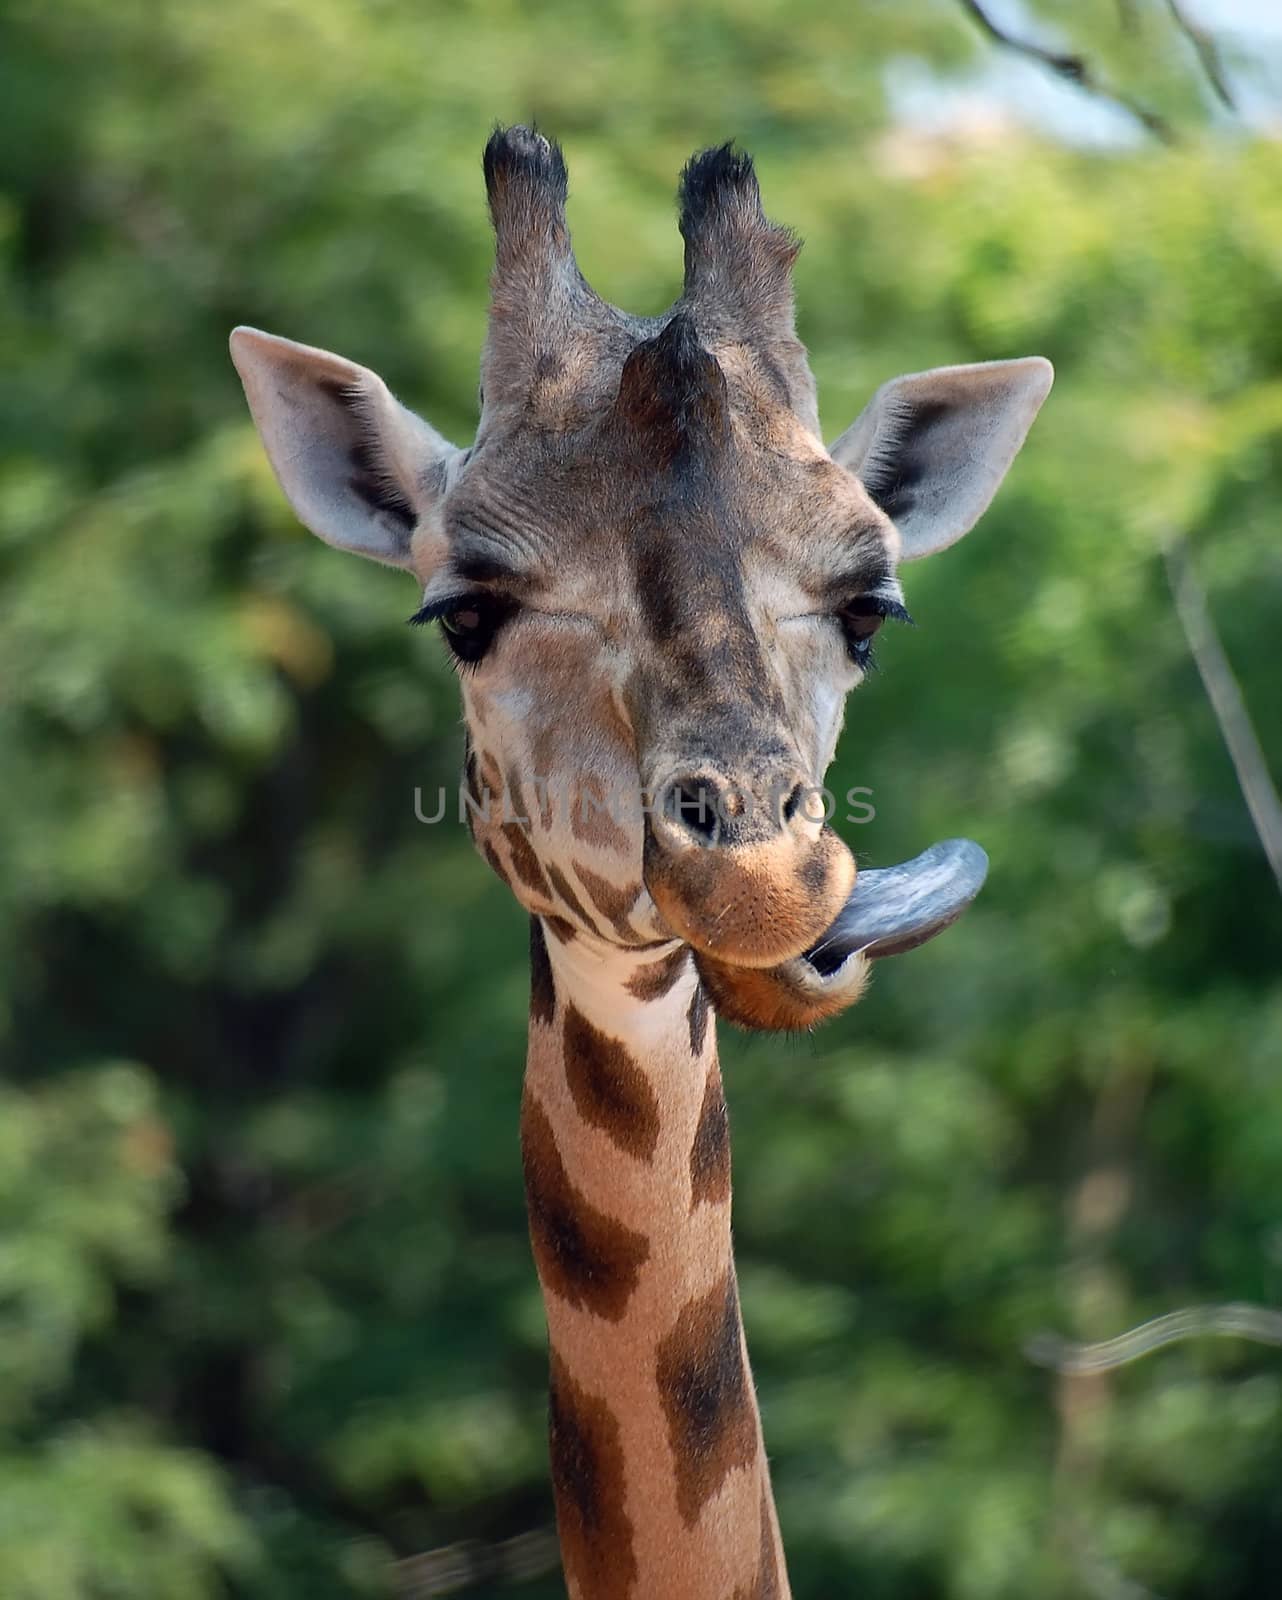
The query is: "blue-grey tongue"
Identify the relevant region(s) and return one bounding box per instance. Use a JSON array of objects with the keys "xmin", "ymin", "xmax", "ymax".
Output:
[{"xmin": 804, "ymin": 839, "xmax": 989, "ymax": 974}]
